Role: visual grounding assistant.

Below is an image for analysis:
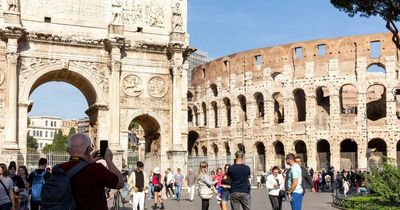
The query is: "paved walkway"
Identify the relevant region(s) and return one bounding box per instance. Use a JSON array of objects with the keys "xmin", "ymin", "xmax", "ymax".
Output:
[{"xmin": 109, "ymin": 188, "xmax": 336, "ymax": 210}]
